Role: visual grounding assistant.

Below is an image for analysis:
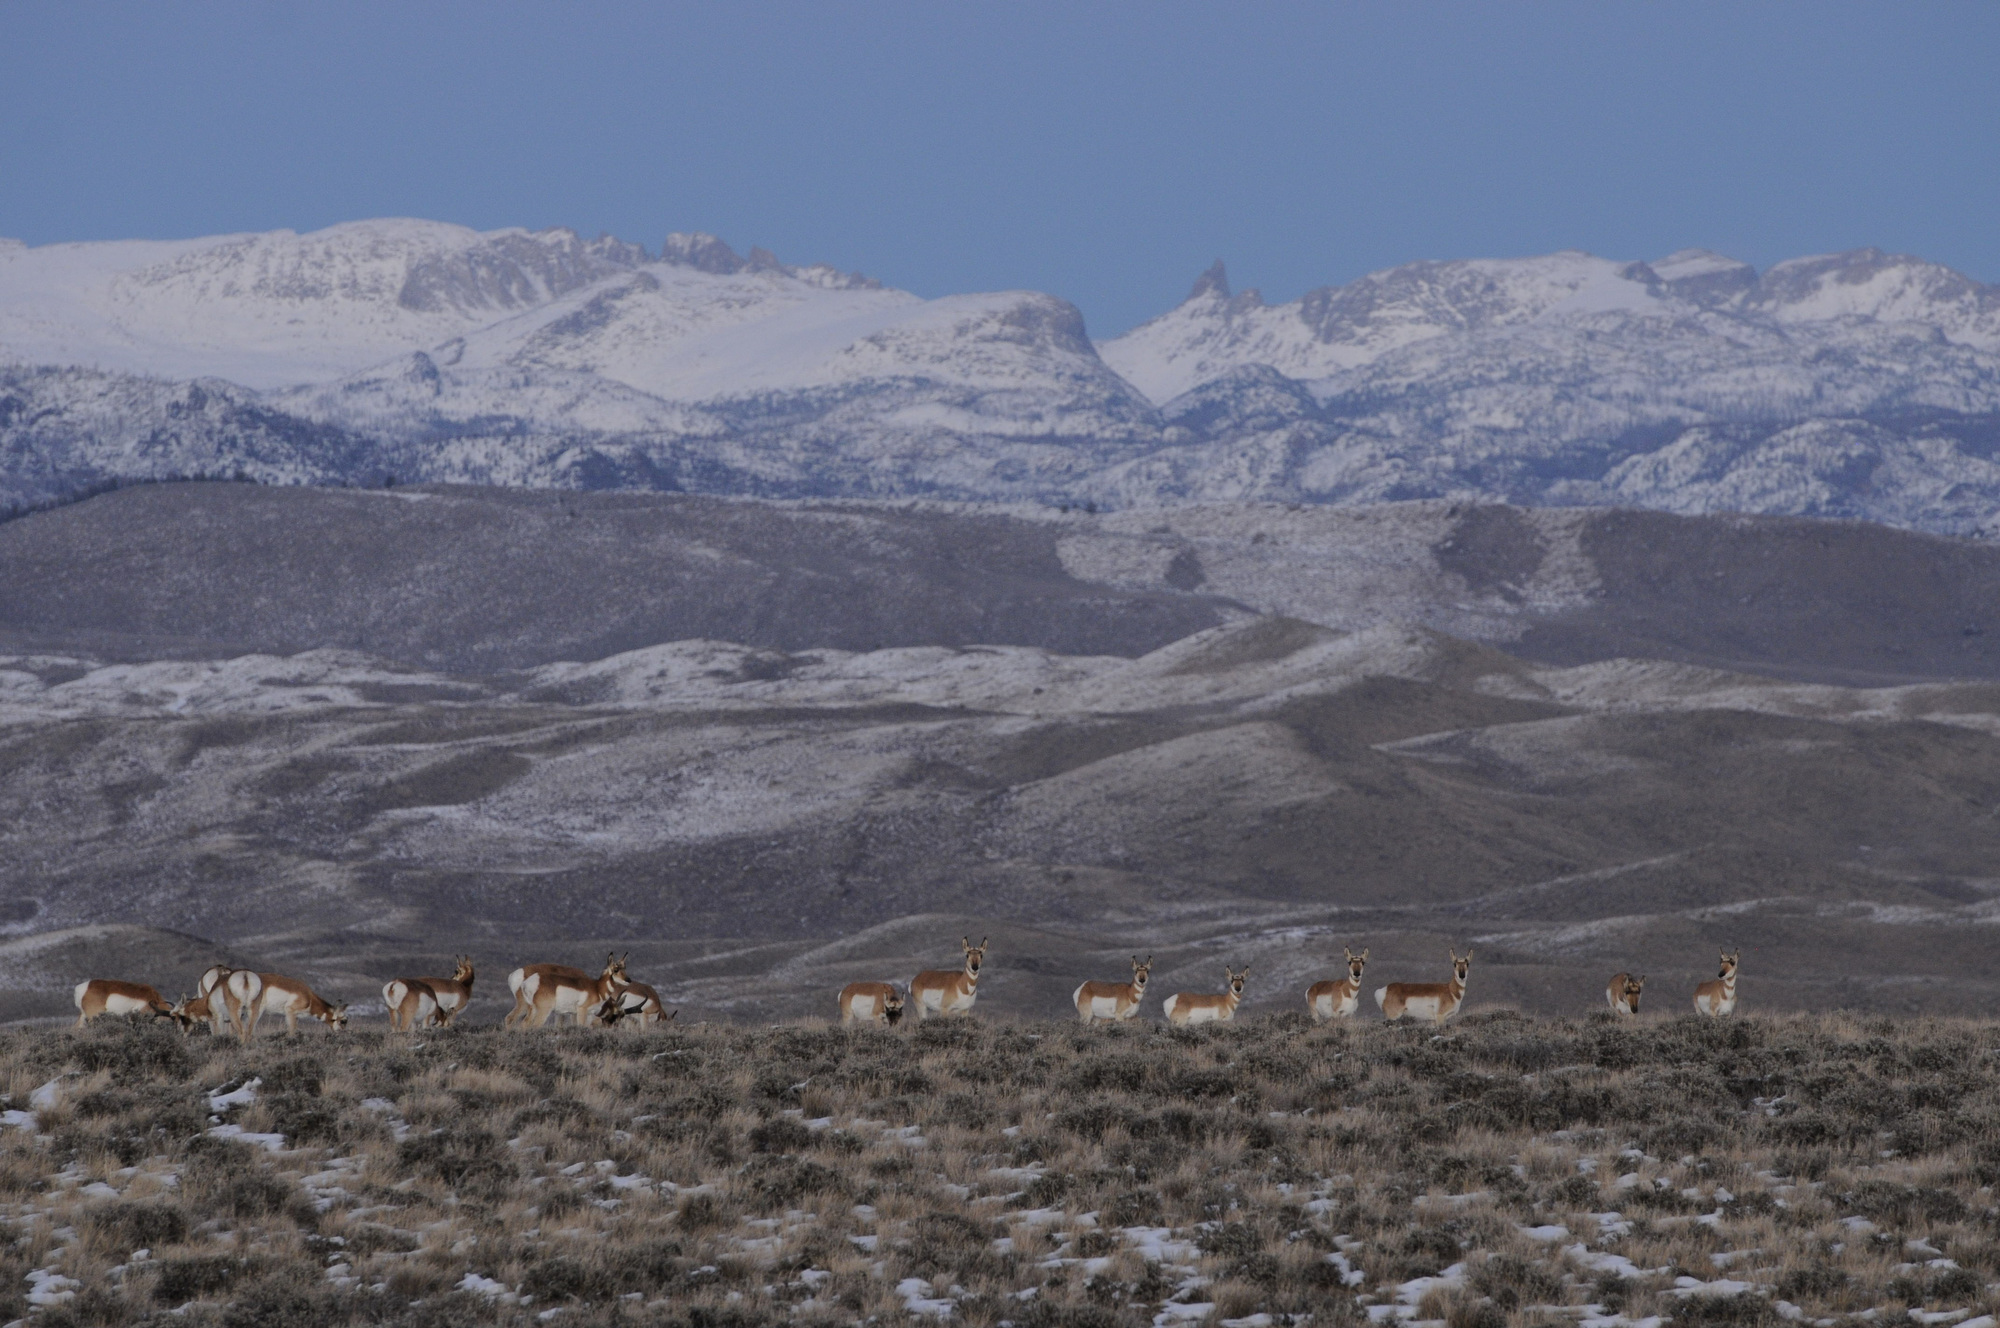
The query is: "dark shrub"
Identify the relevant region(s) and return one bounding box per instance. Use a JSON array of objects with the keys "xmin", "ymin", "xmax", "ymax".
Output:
[
  {"xmin": 84, "ymin": 1200, "xmax": 187, "ymax": 1250},
  {"xmin": 153, "ymin": 1254, "xmax": 255, "ymax": 1303},
  {"xmin": 398, "ymin": 1127, "xmax": 513, "ymax": 1192},
  {"xmin": 748, "ymin": 1116, "xmax": 812, "ymax": 1153}
]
